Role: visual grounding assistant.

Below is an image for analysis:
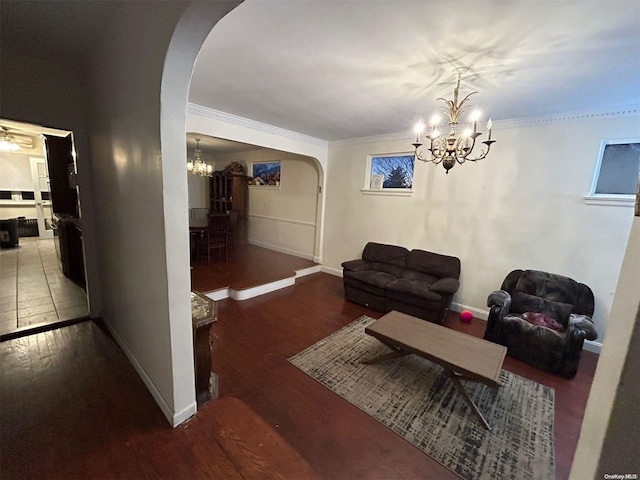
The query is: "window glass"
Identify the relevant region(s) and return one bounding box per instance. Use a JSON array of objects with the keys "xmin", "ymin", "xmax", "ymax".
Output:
[
  {"xmin": 369, "ymin": 154, "xmax": 414, "ymax": 189},
  {"xmin": 593, "ymin": 142, "xmax": 640, "ymax": 195}
]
